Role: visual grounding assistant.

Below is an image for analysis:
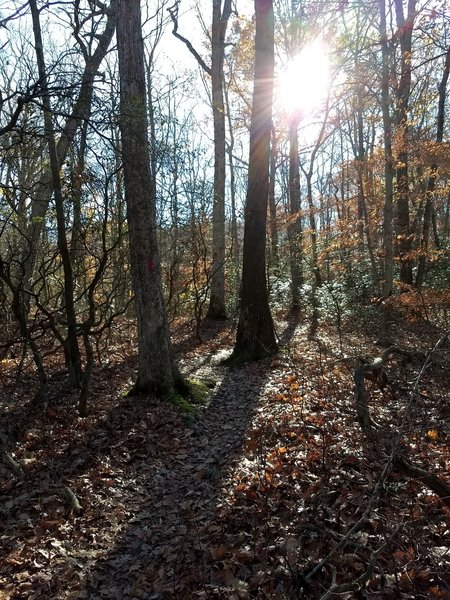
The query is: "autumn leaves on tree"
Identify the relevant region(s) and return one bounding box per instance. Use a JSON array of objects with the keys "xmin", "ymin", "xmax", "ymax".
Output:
[{"xmin": 1, "ymin": 0, "xmax": 450, "ymax": 402}]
